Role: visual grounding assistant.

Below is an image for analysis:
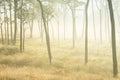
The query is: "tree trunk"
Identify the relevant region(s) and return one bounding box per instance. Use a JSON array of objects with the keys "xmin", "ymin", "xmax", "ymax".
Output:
[
  {"xmin": 4, "ymin": 0, "xmax": 7, "ymax": 44},
  {"xmin": 40, "ymin": 18, "xmax": 44, "ymax": 41},
  {"xmin": 30, "ymin": 19, "xmax": 33, "ymax": 38},
  {"xmin": 13, "ymin": 0, "xmax": 17, "ymax": 45},
  {"xmin": 9, "ymin": 0, "xmax": 13, "ymax": 43},
  {"xmin": 38, "ymin": 20, "xmax": 41, "ymax": 38},
  {"xmin": 81, "ymin": 12, "xmax": 85, "ymax": 39},
  {"xmin": 85, "ymin": 0, "xmax": 89, "ymax": 64},
  {"xmin": 107, "ymin": 0, "xmax": 118, "ymax": 77},
  {"xmin": 105, "ymin": 9, "xmax": 108, "ymax": 41},
  {"xmin": 91, "ymin": 0, "xmax": 96, "ymax": 40},
  {"xmin": 20, "ymin": 0, "xmax": 23, "ymax": 53},
  {"xmin": 23, "ymin": 23, "xmax": 25, "ymax": 52},
  {"xmin": 63, "ymin": 8, "xmax": 66, "ymax": 40},
  {"xmin": 57, "ymin": 19, "xmax": 60, "ymax": 45},
  {"xmin": 72, "ymin": 9, "xmax": 76, "ymax": 48},
  {"xmin": 6, "ymin": 15, "xmax": 9, "ymax": 45},
  {"xmin": 37, "ymin": 0, "xmax": 52, "ymax": 64},
  {"xmin": 95, "ymin": 0, "xmax": 102, "ymax": 42},
  {"xmin": 100, "ymin": 10, "xmax": 102, "ymax": 43},
  {"xmin": 50, "ymin": 22, "xmax": 54, "ymax": 41},
  {"xmin": 0, "ymin": 23, "xmax": 4, "ymax": 44}
]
